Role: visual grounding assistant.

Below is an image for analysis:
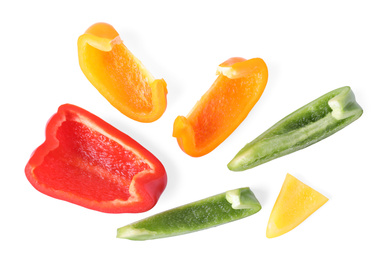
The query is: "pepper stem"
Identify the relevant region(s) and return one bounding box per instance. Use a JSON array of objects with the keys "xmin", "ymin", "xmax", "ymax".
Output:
[
  {"xmin": 225, "ymin": 188, "xmax": 261, "ymax": 210},
  {"xmin": 328, "ymin": 86, "xmax": 363, "ymax": 120}
]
